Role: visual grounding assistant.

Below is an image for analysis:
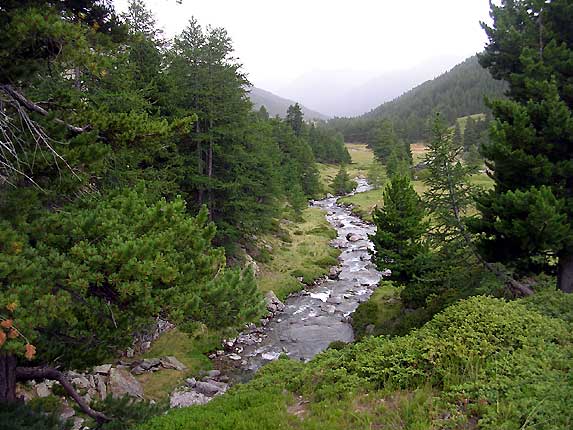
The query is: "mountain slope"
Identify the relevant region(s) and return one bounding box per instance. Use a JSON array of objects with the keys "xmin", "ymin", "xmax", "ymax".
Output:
[
  {"xmin": 277, "ymin": 57, "xmax": 462, "ymax": 117},
  {"xmin": 329, "ymin": 56, "xmax": 508, "ymax": 143},
  {"xmin": 248, "ymin": 87, "xmax": 329, "ymax": 121}
]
